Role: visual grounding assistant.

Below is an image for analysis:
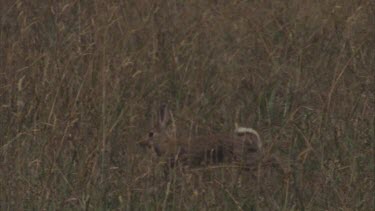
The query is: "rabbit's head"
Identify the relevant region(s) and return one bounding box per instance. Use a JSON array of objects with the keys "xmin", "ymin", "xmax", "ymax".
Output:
[{"xmin": 138, "ymin": 104, "xmax": 172, "ymax": 156}]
